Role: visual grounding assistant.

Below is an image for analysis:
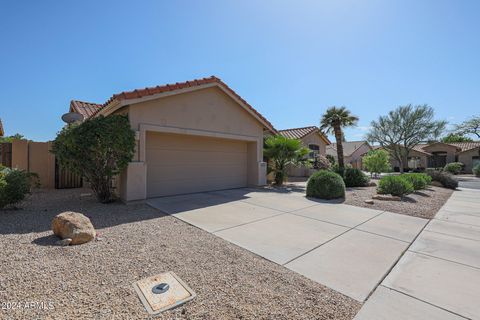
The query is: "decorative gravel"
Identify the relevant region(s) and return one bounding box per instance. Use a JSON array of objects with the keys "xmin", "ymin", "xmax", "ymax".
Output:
[
  {"xmin": 344, "ymin": 183, "xmax": 454, "ymax": 220},
  {"xmin": 0, "ymin": 188, "xmax": 360, "ymax": 320}
]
